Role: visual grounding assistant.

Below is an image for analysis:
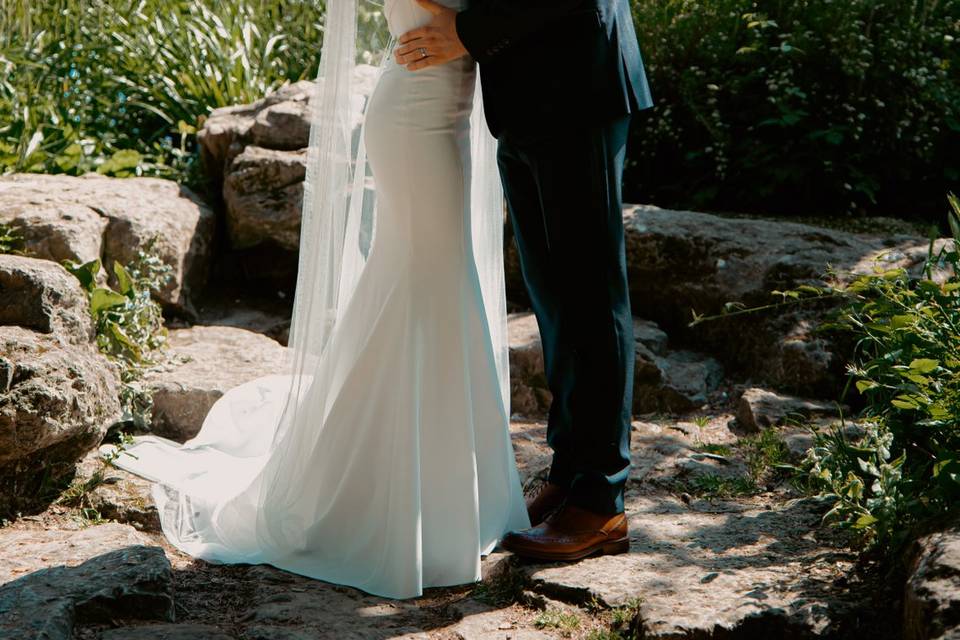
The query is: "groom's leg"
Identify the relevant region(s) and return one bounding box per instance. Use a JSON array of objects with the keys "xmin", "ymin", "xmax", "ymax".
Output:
[
  {"xmin": 496, "ymin": 136, "xmax": 578, "ymax": 492},
  {"xmin": 498, "ymin": 115, "xmax": 634, "ymax": 515}
]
